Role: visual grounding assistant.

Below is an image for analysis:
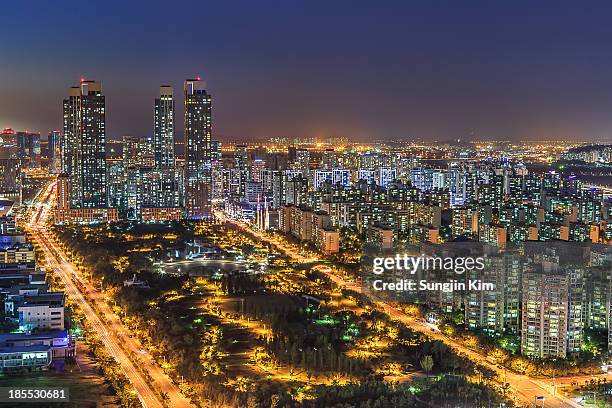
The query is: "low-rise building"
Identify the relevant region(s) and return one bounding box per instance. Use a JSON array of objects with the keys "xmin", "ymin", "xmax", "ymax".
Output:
[
  {"xmin": 140, "ymin": 207, "xmax": 183, "ymax": 222},
  {"xmin": 0, "ymin": 345, "xmax": 52, "ymax": 372},
  {"xmin": 0, "ymin": 243, "xmax": 35, "ymax": 264},
  {"xmin": 0, "ymin": 330, "xmax": 74, "ymax": 362},
  {"xmin": 55, "ymin": 207, "xmax": 119, "ymax": 224},
  {"xmin": 5, "ymin": 292, "xmax": 65, "ymax": 332}
]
